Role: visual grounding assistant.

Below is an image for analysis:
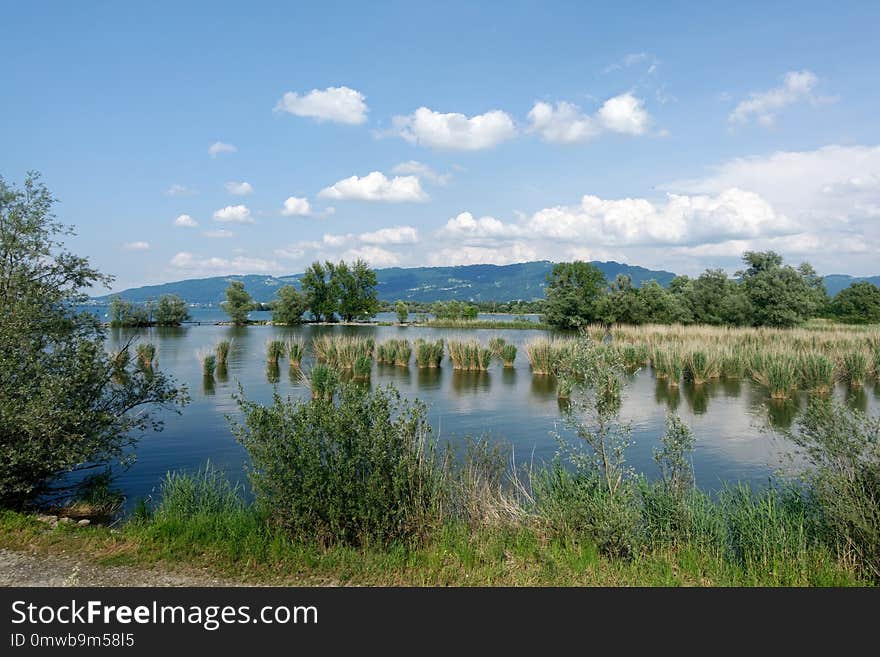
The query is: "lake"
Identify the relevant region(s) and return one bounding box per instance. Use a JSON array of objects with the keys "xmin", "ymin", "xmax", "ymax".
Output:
[{"xmin": 103, "ymin": 322, "xmax": 880, "ymax": 507}]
